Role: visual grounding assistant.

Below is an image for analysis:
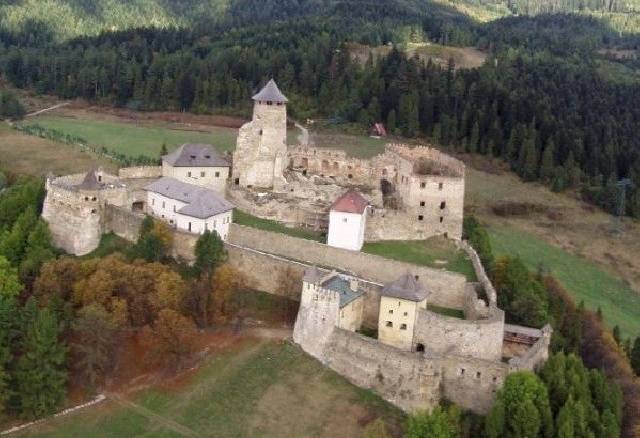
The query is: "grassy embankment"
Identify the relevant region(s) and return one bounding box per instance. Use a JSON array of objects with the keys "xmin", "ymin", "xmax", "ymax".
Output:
[
  {"xmin": 21, "ymin": 342, "xmax": 404, "ymax": 438},
  {"xmin": 488, "ymin": 224, "xmax": 640, "ymax": 338}
]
